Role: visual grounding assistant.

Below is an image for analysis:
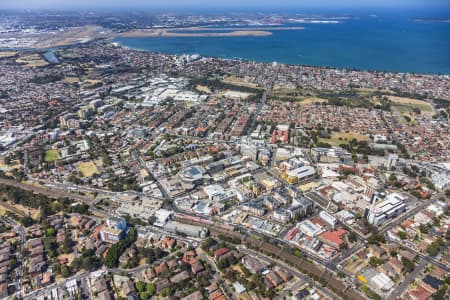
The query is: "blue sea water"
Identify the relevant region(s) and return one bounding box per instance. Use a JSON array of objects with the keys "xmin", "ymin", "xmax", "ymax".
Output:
[{"xmin": 115, "ymin": 13, "xmax": 450, "ymax": 74}]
